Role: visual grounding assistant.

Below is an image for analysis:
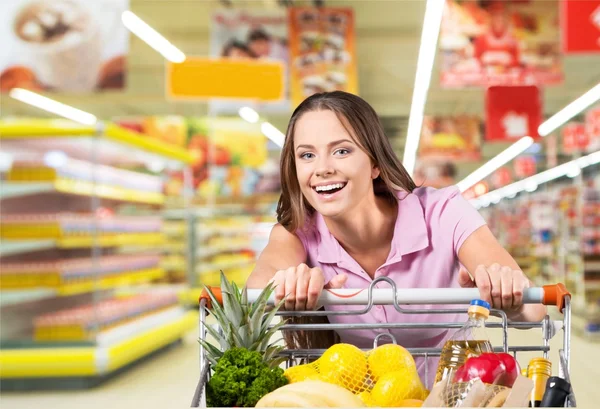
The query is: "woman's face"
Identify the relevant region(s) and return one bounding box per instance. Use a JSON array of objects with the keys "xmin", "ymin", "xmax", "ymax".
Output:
[{"xmin": 293, "ymin": 110, "xmax": 379, "ymax": 219}]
